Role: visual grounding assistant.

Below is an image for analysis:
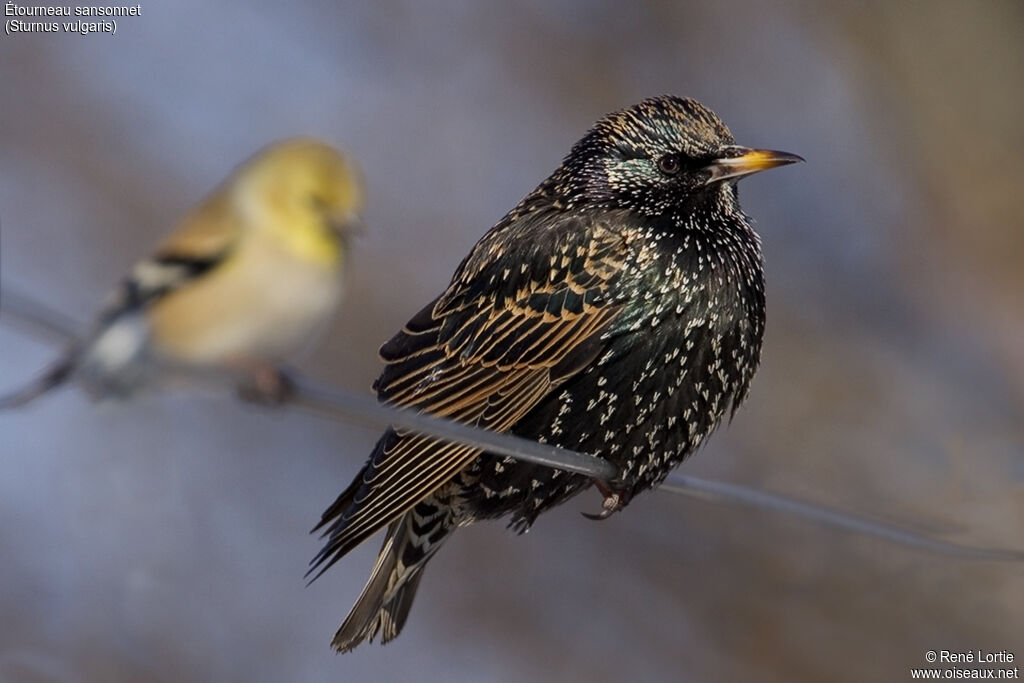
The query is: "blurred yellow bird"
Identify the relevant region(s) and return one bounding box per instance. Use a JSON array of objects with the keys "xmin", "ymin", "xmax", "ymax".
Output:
[{"xmin": 1, "ymin": 138, "xmax": 363, "ymax": 407}]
